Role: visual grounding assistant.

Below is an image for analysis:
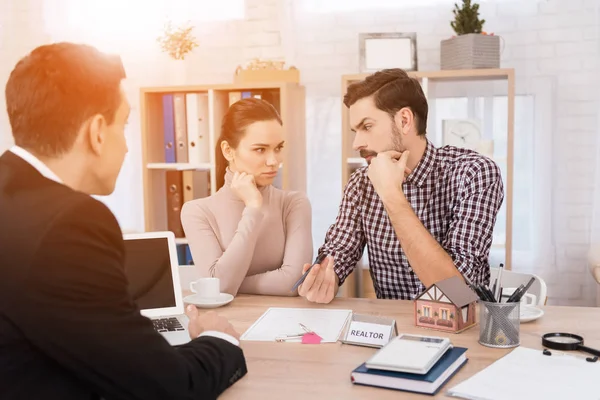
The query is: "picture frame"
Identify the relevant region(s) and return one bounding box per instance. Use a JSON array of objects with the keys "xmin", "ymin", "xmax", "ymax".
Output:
[{"xmin": 359, "ymin": 32, "xmax": 418, "ymax": 73}]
